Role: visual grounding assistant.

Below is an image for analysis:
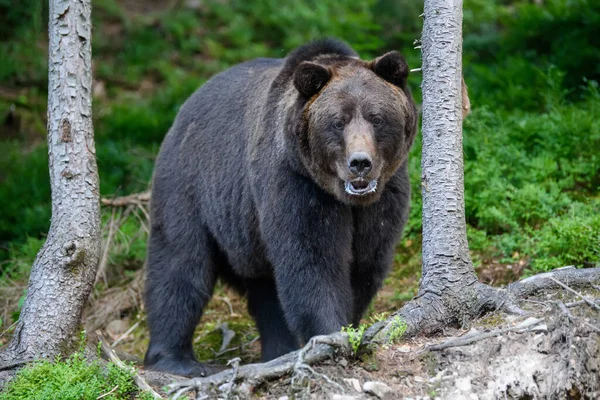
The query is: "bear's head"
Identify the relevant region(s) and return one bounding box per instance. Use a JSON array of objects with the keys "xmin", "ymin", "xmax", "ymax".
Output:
[{"xmin": 291, "ymin": 49, "xmax": 417, "ymax": 206}]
